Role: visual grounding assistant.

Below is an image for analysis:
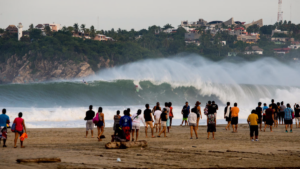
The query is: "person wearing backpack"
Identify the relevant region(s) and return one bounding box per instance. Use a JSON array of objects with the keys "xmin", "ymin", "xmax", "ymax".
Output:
[
  {"xmin": 131, "ymin": 109, "xmax": 145, "ymax": 141},
  {"xmin": 0, "ymin": 109, "xmax": 10, "ymax": 147},
  {"xmin": 13, "ymin": 112, "xmax": 27, "ymax": 148}
]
